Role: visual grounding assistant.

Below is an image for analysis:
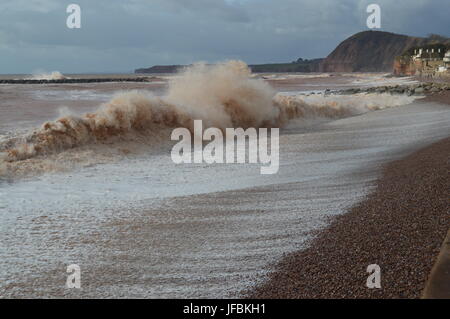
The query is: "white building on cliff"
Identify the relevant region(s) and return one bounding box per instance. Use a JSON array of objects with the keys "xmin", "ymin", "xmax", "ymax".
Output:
[{"xmin": 444, "ymin": 50, "xmax": 450, "ymax": 66}]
